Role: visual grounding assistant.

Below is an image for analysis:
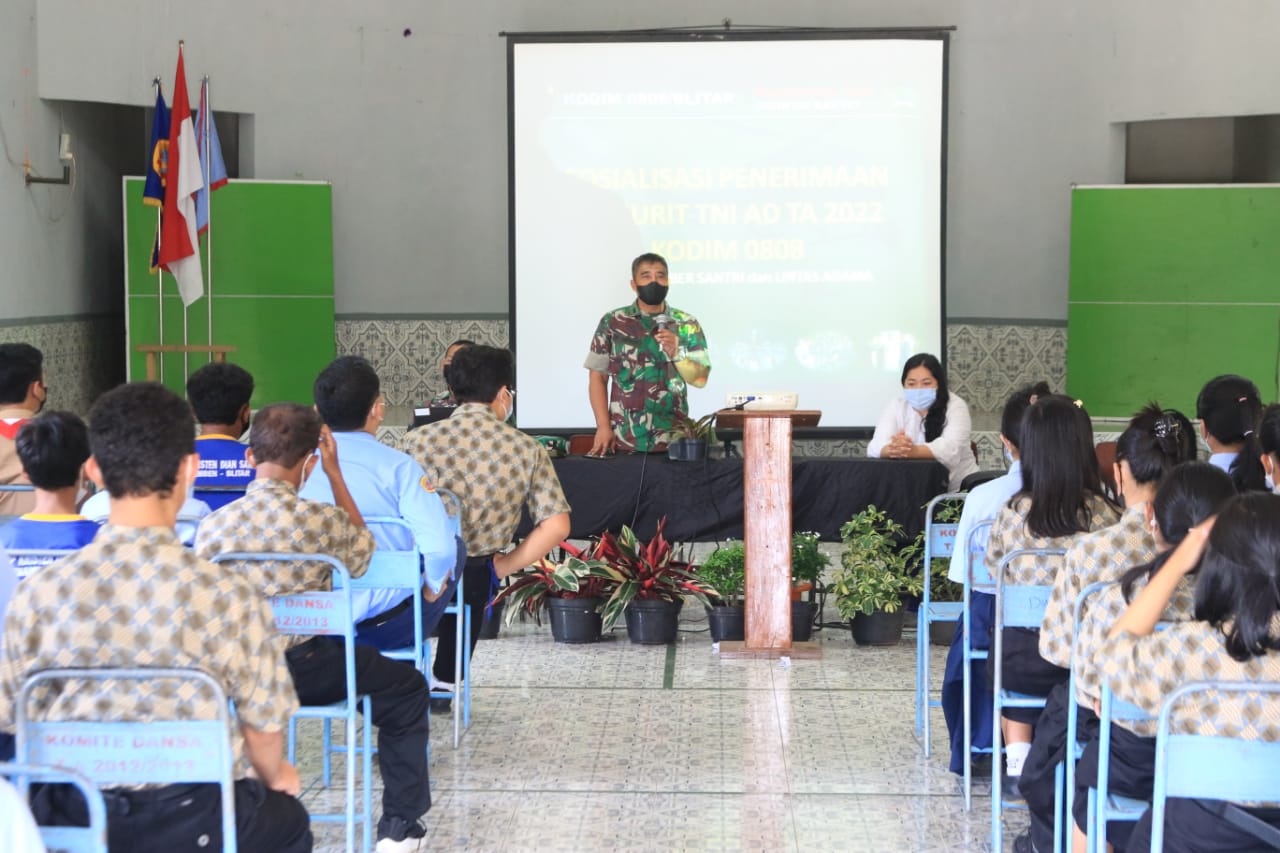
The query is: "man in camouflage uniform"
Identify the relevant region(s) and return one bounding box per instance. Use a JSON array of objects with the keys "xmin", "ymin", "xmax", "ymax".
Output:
[{"xmin": 584, "ymin": 253, "xmax": 711, "ymax": 453}]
